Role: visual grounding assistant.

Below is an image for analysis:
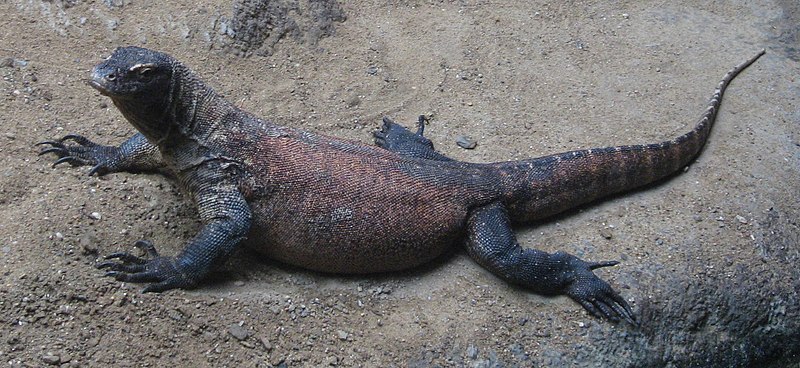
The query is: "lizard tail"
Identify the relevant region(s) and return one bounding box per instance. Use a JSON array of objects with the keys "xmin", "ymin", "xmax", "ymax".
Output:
[{"xmin": 495, "ymin": 50, "xmax": 765, "ymax": 223}]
